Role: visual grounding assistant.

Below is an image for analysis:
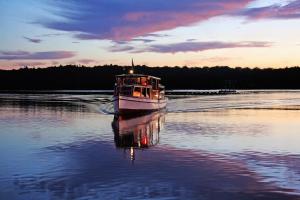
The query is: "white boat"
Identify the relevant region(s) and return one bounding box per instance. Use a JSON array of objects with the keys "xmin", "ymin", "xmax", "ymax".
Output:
[{"xmin": 113, "ymin": 61, "xmax": 167, "ymax": 115}]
